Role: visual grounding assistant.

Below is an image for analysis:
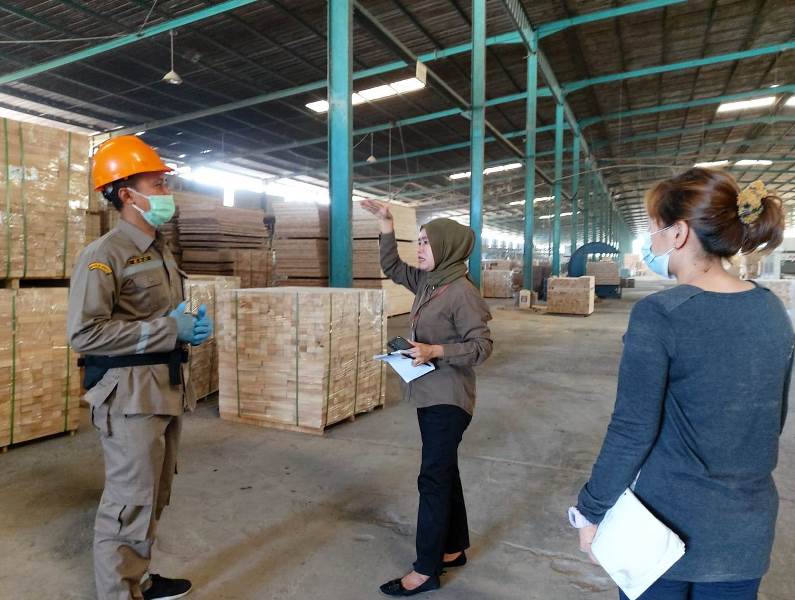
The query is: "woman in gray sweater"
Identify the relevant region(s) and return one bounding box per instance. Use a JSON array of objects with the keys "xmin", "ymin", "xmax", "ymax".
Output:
[
  {"xmin": 361, "ymin": 200, "xmax": 493, "ymax": 597},
  {"xmin": 570, "ymin": 169, "xmax": 794, "ymax": 599}
]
